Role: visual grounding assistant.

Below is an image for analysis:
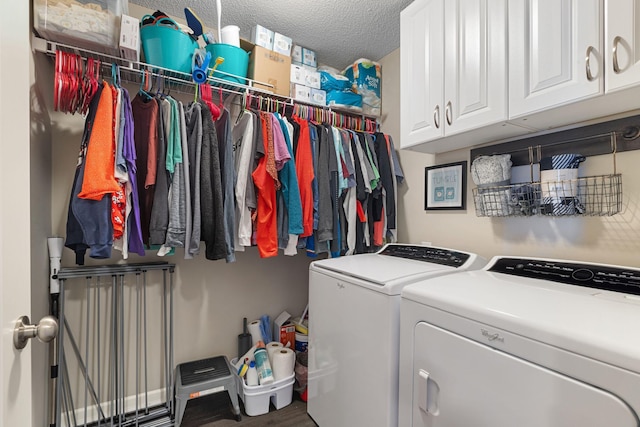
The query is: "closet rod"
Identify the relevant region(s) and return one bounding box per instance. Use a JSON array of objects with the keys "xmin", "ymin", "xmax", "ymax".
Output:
[{"xmin": 55, "ymin": 262, "xmax": 175, "ymax": 280}]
